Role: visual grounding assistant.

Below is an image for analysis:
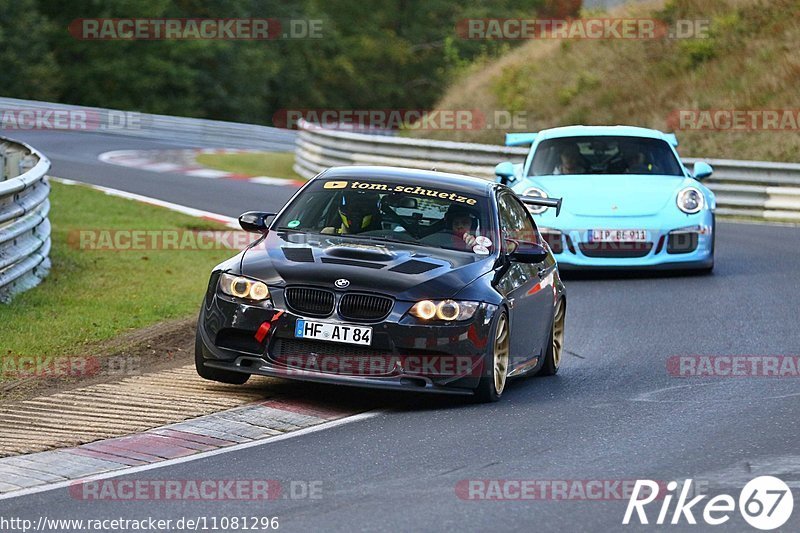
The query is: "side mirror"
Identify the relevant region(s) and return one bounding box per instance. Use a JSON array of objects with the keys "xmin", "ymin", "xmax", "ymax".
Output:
[
  {"xmin": 508, "ymin": 241, "xmax": 548, "ymax": 263},
  {"xmin": 239, "ymin": 211, "xmax": 275, "ymax": 234},
  {"xmin": 521, "ymin": 195, "xmax": 563, "ymax": 217},
  {"xmin": 494, "ymin": 161, "xmax": 516, "ymax": 185},
  {"xmin": 692, "ymin": 161, "xmax": 713, "ymax": 180}
]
